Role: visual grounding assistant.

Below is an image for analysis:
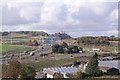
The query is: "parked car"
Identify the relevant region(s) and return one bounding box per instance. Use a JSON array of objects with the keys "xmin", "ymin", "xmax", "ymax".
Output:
[{"xmin": 30, "ymin": 52, "xmax": 35, "ymax": 56}]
